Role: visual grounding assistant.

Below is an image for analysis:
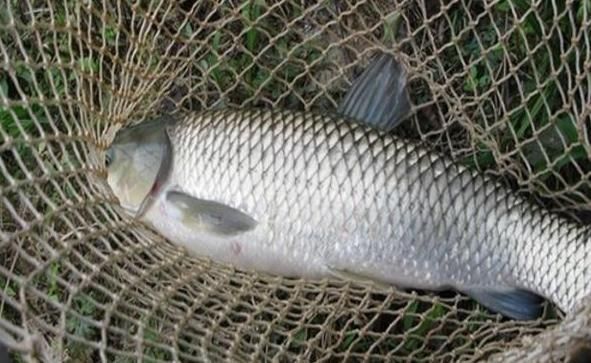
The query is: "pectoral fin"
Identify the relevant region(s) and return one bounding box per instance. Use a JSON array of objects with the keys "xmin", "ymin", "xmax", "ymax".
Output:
[
  {"xmin": 337, "ymin": 52, "xmax": 411, "ymax": 131},
  {"xmin": 463, "ymin": 287, "xmax": 544, "ymax": 320},
  {"xmin": 166, "ymin": 191, "xmax": 257, "ymax": 236}
]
